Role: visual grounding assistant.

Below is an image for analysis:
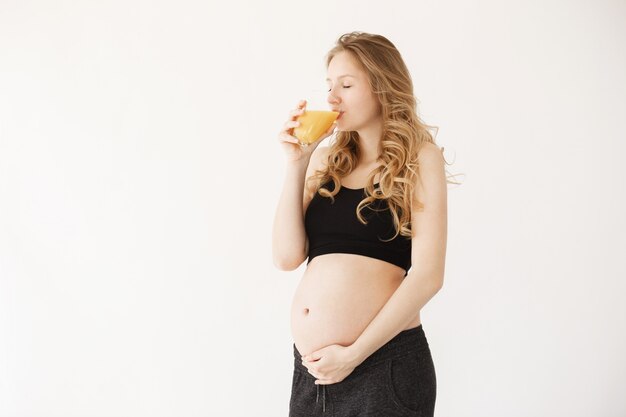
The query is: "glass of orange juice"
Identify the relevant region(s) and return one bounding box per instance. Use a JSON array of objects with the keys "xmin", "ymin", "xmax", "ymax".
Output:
[{"xmin": 293, "ymin": 89, "xmax": 339, "ymax": 147}]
